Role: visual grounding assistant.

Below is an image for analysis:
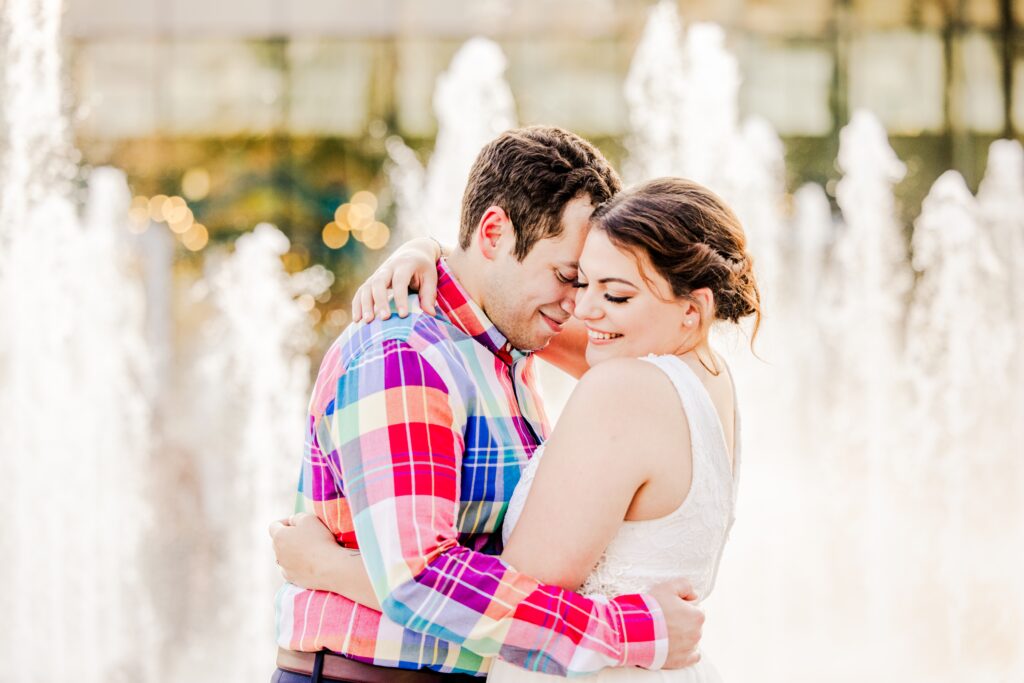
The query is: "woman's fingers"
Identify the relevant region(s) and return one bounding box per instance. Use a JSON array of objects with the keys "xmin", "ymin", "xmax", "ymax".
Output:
[
  {"xmin": 351, "ymin": 290, "xmax": 363, "ymax": 322},
  {"xmin": 351, "ymin": 250, "xmax": 441, "ymax": 322},
  {"xmin": 370, "ymin": 274, "xmax": 390, "ymax": 320},
  {"xmin": 391, "ymin": 264, "xmax": 414, "ymax": 317},
  {"xmin": 673, "ymin": 577, "xmax": 698, "ymax": 601},
  {"xmin": 358, "ymin": 284, "xmax": 374, "ymax": 323},
  {"xmin": 418, "ymin": 271, "xmax": 438, "ymax": 316}
]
